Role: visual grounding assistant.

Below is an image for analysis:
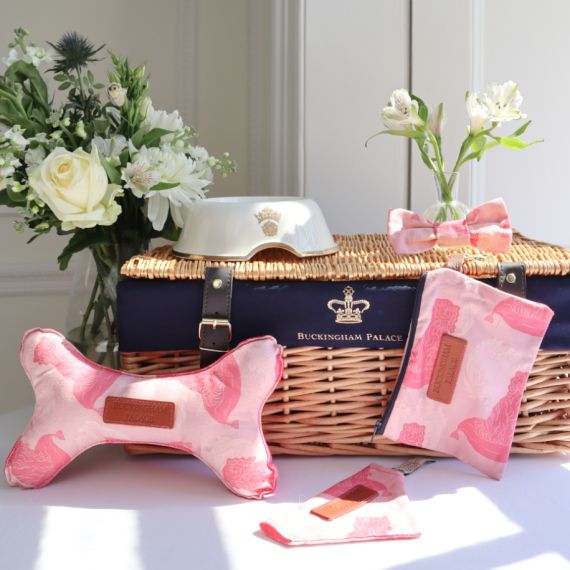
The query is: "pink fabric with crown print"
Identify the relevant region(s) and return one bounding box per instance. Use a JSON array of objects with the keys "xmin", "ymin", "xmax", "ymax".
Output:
[
  {"xmin": 259, "ymin": 464, "xmax": 420, "ymax": 546},
  {"xmin": 379, "ymin": 268, "xmax": 553, "ymax": 480},
  {"xmin": 4, "ymin": 329, "xmax": 283, "ymax": 499}
]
